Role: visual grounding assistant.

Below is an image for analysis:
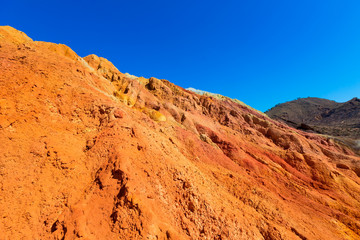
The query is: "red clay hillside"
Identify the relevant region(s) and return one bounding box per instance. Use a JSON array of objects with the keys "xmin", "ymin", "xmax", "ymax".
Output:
[{"xmin": 1, "ymin": 26, "xmax": 360, "ymax": 240}]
